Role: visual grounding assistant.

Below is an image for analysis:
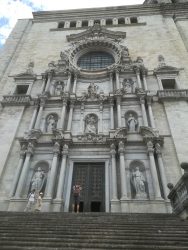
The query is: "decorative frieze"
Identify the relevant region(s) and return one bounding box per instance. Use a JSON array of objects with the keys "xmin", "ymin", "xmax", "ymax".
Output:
[
  {"xmin": 157, "ymin": 89, "xmax": 188, "ymax": 100},
  {"xmin": 1, "ymin": 95, "xmax": 32, "ymax": 106}
]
